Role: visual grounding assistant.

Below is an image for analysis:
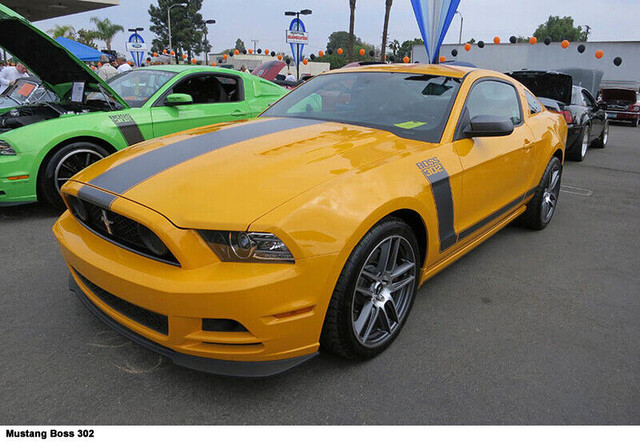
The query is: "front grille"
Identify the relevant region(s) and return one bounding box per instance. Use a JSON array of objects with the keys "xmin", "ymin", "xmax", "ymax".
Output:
[
  {"xmin": 75, "ymin": 269, "xmax": 169, "ymax": 335},
  {"xmin": 67, "ymin": 195, "xmax": 179, "ymax": 266}
]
